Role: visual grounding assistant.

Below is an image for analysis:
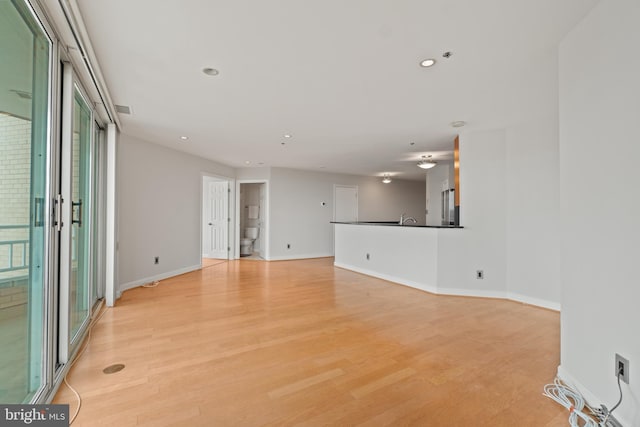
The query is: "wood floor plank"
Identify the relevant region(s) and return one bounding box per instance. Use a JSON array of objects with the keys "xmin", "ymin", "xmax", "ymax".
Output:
[
  {"xmin": 268, "ymin": 368, "xmax": 345, "ymax": 399},
  {"xmin": 350, "ymin": 367, "xmax": 417, "ymax": 399},
  {"xmin": 53, "ymin": 257, "xmax": 566, "ymax": 426}
]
